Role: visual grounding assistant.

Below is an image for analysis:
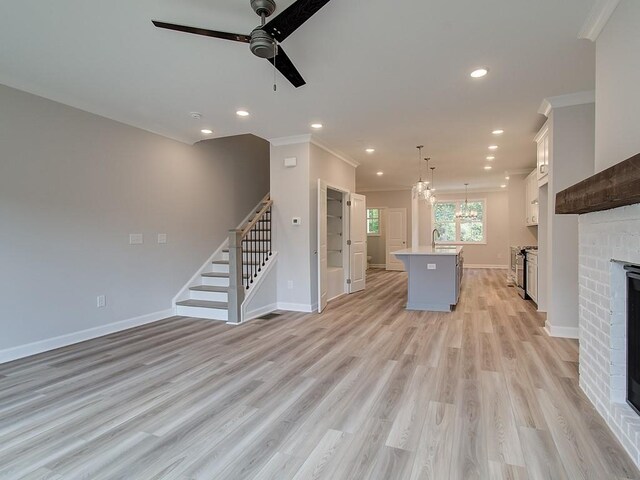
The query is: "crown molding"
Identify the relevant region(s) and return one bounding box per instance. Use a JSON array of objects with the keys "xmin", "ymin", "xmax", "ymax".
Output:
[
  {"xmin": 268, "ymin": 134, "xmax": 360, "ymax": 168},
  {"xmin": 506, "ymin": 168, "xmax": 536, "ymax": 176},
  {"xmin": 578, "ymin": 0, "xmax": 620, "ymax": 42},
  {"xmin": 268, "ymin": 134, "xmax": 312, "ymax": 146},
  {"xmin": 356, "ymin": 186, "xmax": 412, "ymax": 193},
  {"xmin": 309, "ymin": 137, "xmax": 360, "ymax": 168},
  {"xmin": 538, "ymin": 90, "xmax": 595, "ymax": 117}
]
